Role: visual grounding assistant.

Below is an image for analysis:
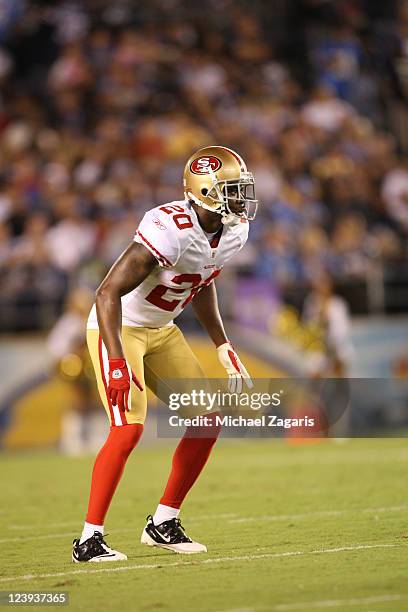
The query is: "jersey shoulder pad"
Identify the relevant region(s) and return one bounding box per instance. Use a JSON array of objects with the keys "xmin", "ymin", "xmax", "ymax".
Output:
[{"xmin": 134, "ymin": 205, "xmax": 183, "ymax": 268}]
